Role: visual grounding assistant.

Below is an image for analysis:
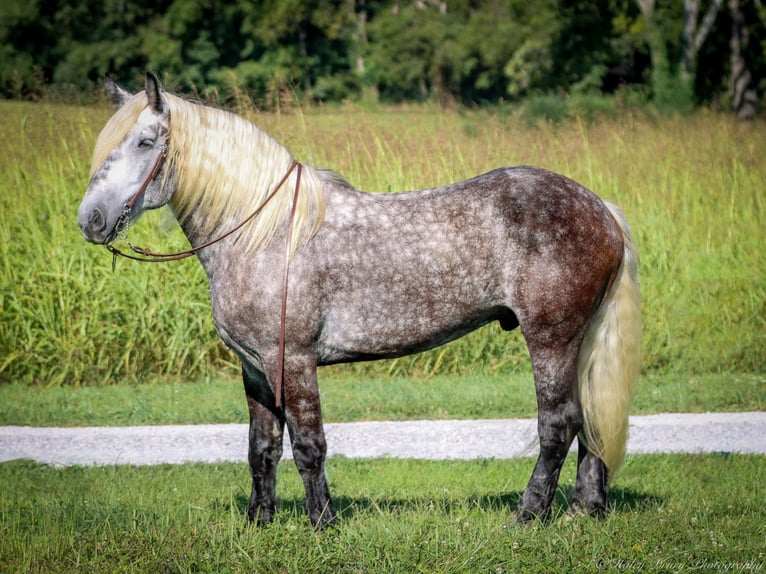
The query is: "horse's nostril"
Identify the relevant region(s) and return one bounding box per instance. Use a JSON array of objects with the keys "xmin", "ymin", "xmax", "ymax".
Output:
[{"xmin": 88, "ymin": 208, "xmax": 106, "ymax": 232}]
